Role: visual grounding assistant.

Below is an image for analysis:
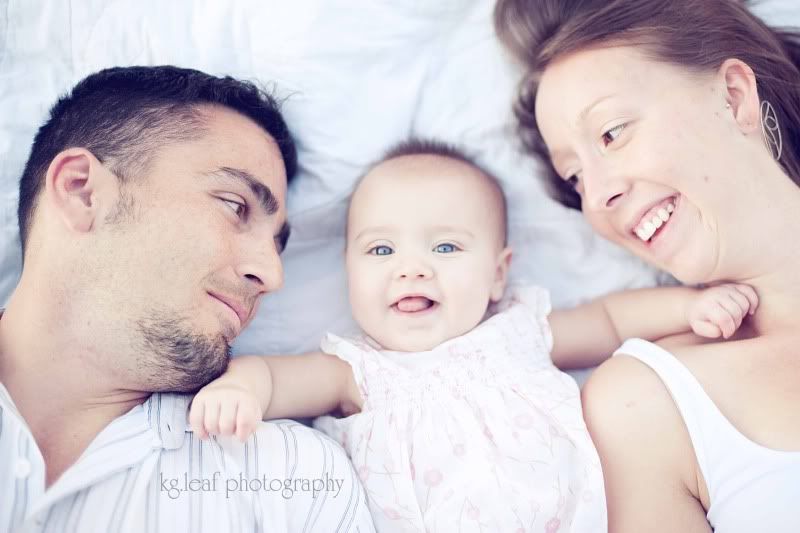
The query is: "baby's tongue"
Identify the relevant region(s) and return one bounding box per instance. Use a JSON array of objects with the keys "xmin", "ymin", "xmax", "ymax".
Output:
[{"xmin": 396, "ymin": 297, "xmax": 432, "ymax": 312}]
